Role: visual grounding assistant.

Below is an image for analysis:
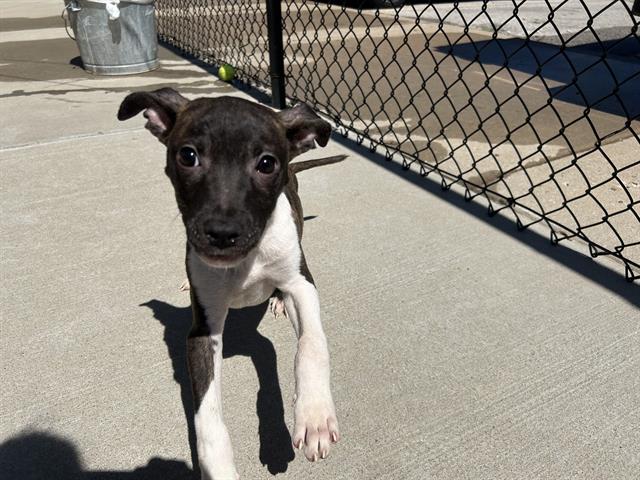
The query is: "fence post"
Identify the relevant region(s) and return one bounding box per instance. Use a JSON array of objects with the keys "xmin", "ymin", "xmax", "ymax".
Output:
[
  {"xmin": 266, "ymin": 0, "xmax": 286, "ymax": 109},
  {"xmin": 633, "ymin": 0, "xmax": 640, "ymax": 16}
]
